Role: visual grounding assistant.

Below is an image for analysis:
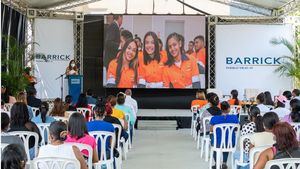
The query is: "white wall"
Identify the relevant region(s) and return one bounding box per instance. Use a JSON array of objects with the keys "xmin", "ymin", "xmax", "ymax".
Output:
[{"xmin": 215, "ymin": 24, "xmax": 294, "ymax": 98}]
